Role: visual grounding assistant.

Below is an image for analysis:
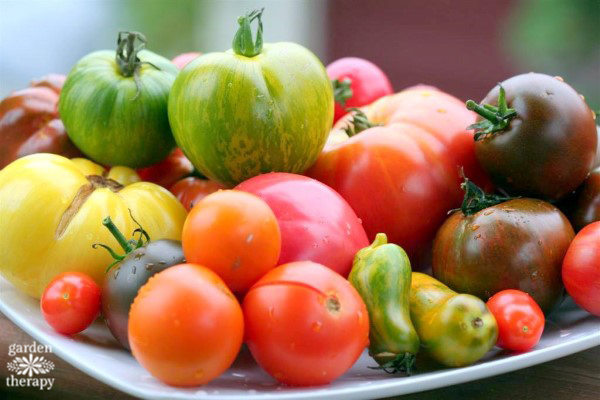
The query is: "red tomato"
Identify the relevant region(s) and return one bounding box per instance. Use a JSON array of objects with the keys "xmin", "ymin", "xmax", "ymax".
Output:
[
  {"xmin": 562, "ymin": 221, "xmax": 600, "ymax": 316},
  {"xmin": 170, "ymin": 176, "xmax": 225, "ymax": 211},
  {"xmin": 243, "ymin": 261, "xmax": 369, "ymax": 386},
  {"xmin": 137, "ymin": 148, "xmax": 194, "ymax": 188},
  {"xmin": 327, "ymin": 57, "xmax": 393, "ymax": 124},
  {"xmin": 486, "ymin": 290, "xmax": 545, "ymax": 352},
  {"xmin": 308, "ymin": 86, "xmax": 492, "ymax": 266},
  {"xmin": 236, "ymin": 173, "xmax": 368, "ymax": 277},
  {"xmin": 182, "ymin": 190, "xmax": 281, "ymax": 293},
  {"xmin": 40, "ymin": 272, "xmax": 101, "ymax": 335},
  {"xmin": 171, "ymin": 52, "xmax": 202, "ymax": 69},
  {"xmin": 128, "ymin": 264, "xmax": 243, "ymax": 386}
]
